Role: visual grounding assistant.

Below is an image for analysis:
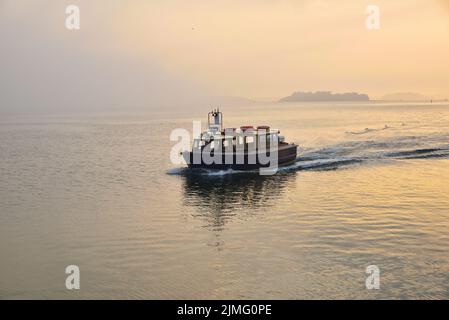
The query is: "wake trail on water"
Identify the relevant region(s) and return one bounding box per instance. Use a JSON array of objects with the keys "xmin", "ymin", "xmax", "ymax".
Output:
[{"xmin": 167, "ymin": 133, "xmax": 449, "ymax": 176}]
